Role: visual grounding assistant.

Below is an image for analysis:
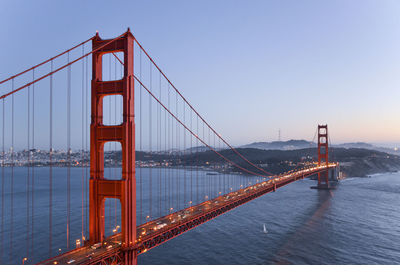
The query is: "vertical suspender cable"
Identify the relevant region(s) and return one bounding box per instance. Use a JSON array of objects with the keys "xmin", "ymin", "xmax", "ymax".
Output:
[
  {"xmin": 149, "ymin": 63, "xmax": 152, "ymax": 221},
  {"xmin": 119, "ymin": 54, "xmax": 123, "ymax": 222},
  {"xmin": 328, "ymin": 135, "xmax": 334, "ymax": 162},
  {"xmin": 10, "ymin": 80, "xmax": 14, "ymax": 260},
  {"xmin": 85, "ymin": 56, "xmax": 89, "ymax": 237},
  {"xmin": 85, "ymin": 57, "xmax": 90, "ymax": 235},
  {"xmin": 213, "ymin": 133, "xmax": 216, "ymax": 197},
  {"xmin": 190, "ymin": 108, "xmax": 193, "ymax": 205},
  {"xmin": 218, "ymin": 137, "xmax": 221, "ymax": 195},
  {"xmin": 114, "ymin": 54, "xmax": 117, "ymax": 230},
  {"xmin": 196, "ymin": 115, "xmax": 199, "ymax": 205},
  {"xmin": 202, "ymin": 121, "xmax": 205, "ymax": 202},
  {"xmin": 139, "ymin": 49, "xmax": 143, "ymax": 225},
  {"xmin": 183, "ymin": 101, "xmax": 186, "ymax": 207},
  {"xmin": 49, "ymin": 62, "xmax": 53, "ymax": 257},
  {"xmin": 158, "ymin": 72, "xmax": 161, "ymax": 218},
  {"xmin": 202, "ymin": 121, "xmax": 205, "ymax": 201},
  {"xmin": 171, "ymin": 87, "xmax": 174, "ymax": 211},
  {"xmin": 31, "ymin": 69, "xmax": 35, "ymax": 254},
  {"xmin": 224, "ymin": 139, "xmax": 227, "ymax": 193},
  {"xmin": 81, "ymin": 45, "xmax": 85, "ymax": 241},
  {"xmin": 27, "ymin": 82, "xmax": 31, "ymax": 258},
  {"xmin": 164, "ymin": 84, "xmax": 167, "ymax": 214},
  {"xmin": 108, "ymin": 54, "xmax": 112, "ymax": 233},
  {"xmin": 67, "ymin": 52, "xmax": 71, "ymax": 249},
  {"xmin": 114, "ymin": 50, "xmax": 119, "ymax": 230},
  {"xmin": 208, "ymin": 127, "xmax": 211, "ymax": 198},
  {"xmin": 174, "ymin": 92, "xmax": 177, "ymax": 211},
  {"xmin": 167, "ymin": 83, "xmax": 171, "ymax": 212},
  {"xmin": 170, "ymin": 85, "xmax": 173, "ymax": 212},
  {"xmin": 1, "ymin": 99, "xmax": 4, "ymax": 262},
  {"xmin": 176, "ymin": 92, "xmax": 179, "ymax": 210}
]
